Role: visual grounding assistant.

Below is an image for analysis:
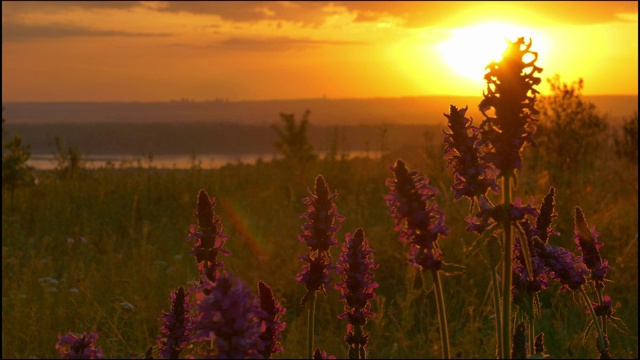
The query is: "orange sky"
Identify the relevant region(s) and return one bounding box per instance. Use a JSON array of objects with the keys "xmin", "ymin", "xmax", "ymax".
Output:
[{"xmin": 2, "ymin": 1, "xmax": 638, "ymax": 102}]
